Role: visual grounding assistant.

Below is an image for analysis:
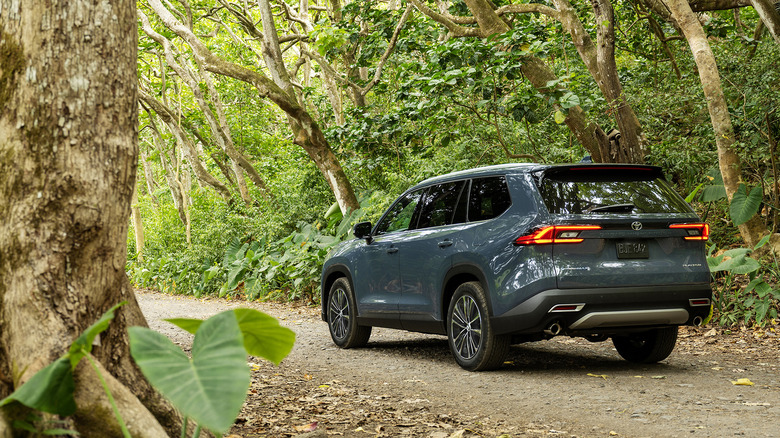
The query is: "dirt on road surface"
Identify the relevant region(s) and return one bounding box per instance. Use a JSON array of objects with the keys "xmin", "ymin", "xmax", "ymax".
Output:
[{"xmin": 136, "ymin": 290, "xmax": 780, "ymax": 438}]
